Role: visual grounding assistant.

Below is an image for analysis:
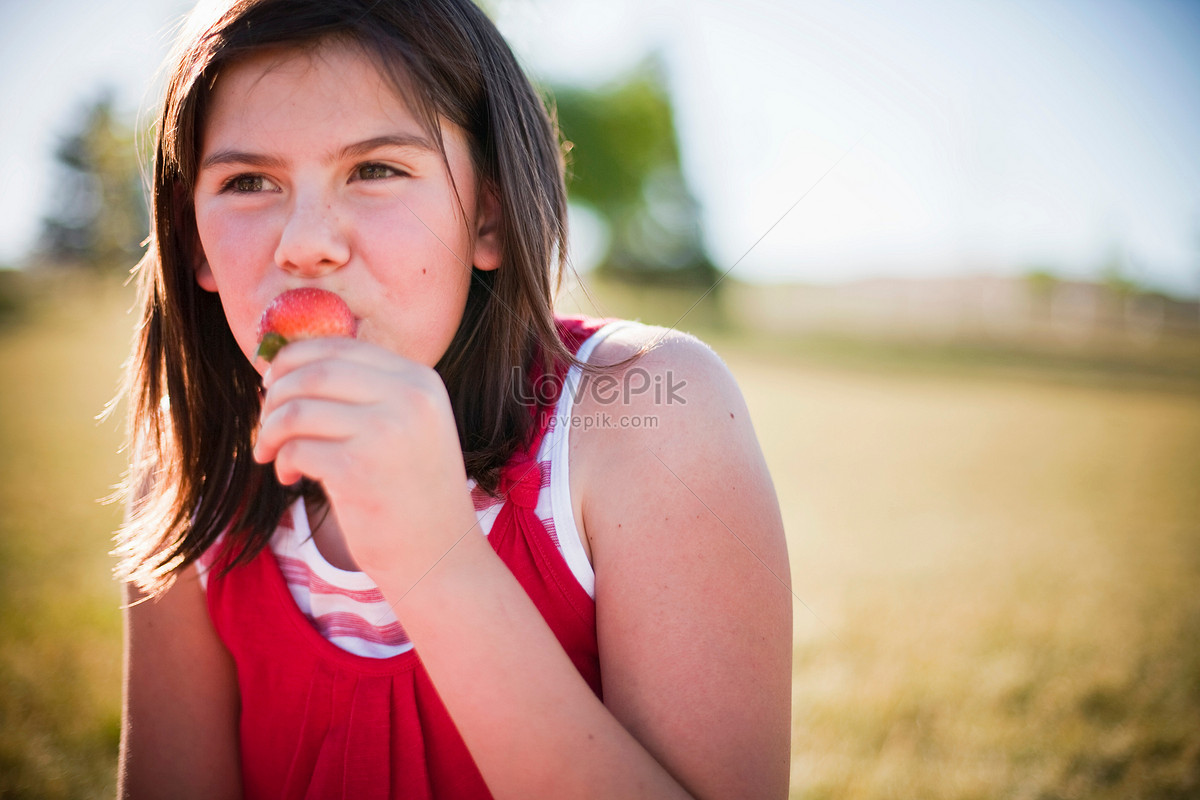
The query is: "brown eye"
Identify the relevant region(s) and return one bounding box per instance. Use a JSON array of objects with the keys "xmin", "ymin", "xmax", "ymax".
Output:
[
  {"xmin": 355, "ymin": 163, "xmax": 399, "ymax": 181},
  {"xmin": 223, "ymin": 174, "xmax": 269, "ymax": 193}
]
